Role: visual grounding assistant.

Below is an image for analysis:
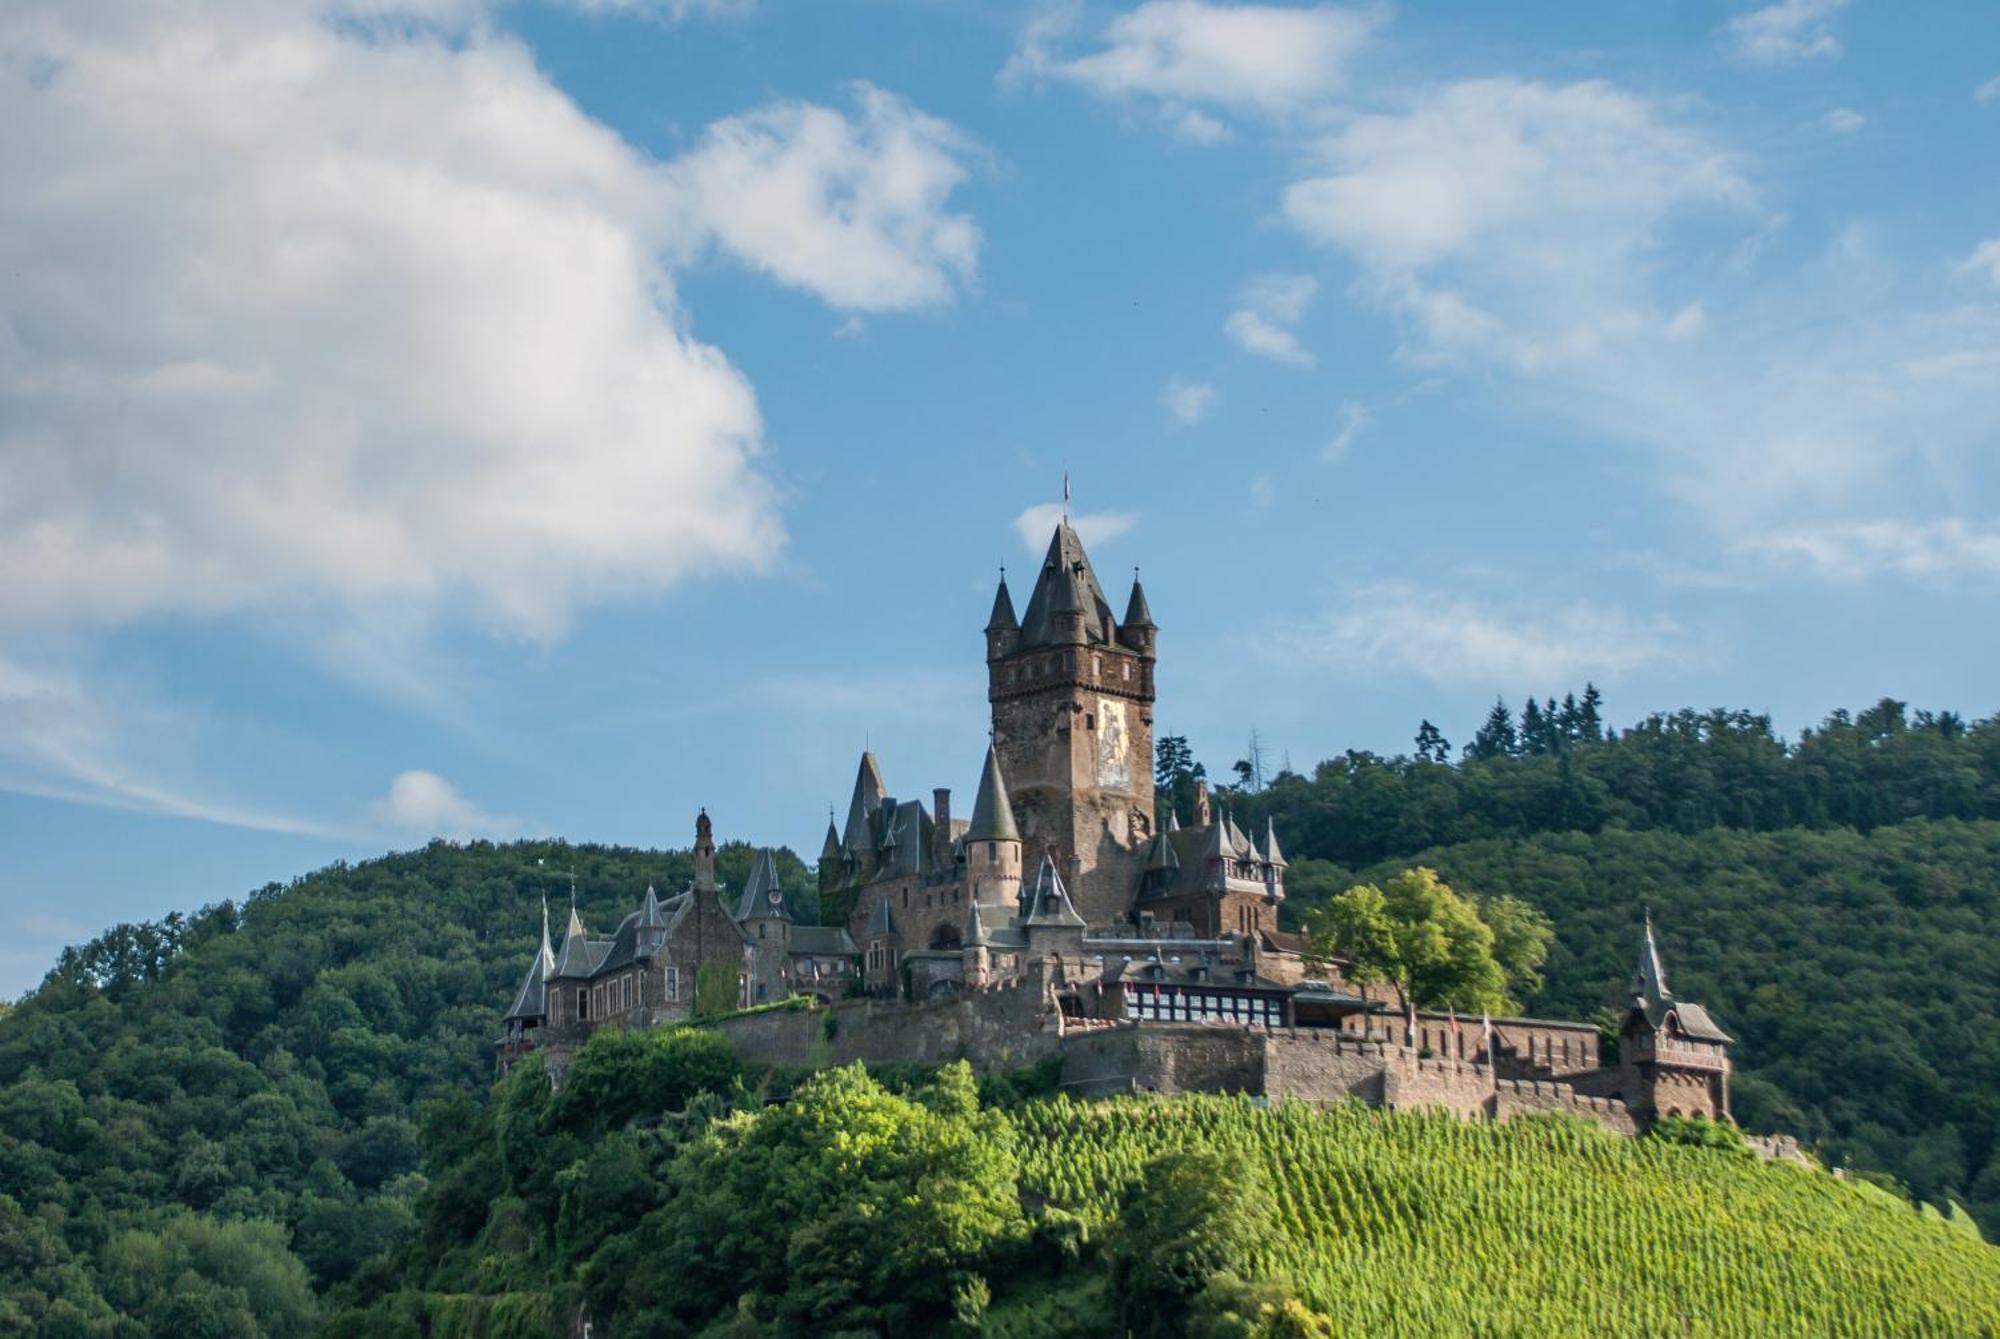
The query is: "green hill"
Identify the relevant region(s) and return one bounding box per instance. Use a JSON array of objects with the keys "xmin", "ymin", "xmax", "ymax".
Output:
[{"xmin": 324, "ymin": 1047, "xmax": 1998, "ymax": 1337}]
